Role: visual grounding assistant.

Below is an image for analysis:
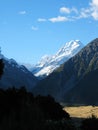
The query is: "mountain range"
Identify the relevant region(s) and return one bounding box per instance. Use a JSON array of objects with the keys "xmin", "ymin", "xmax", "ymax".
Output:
[
  {"xmin": 31, "ymin": 40, "xmax": 84, "ymax": 79},
  {"xmin": 32, "ymin": 38, "xmax": 98, "ymax": 105},
  {"xmin": 0, "ymin": 39, "xmax": 84, "ymax": 90},
  {"xmin": 0, "ymin": 38, "xmax": 98, "ymax": 105},
  {"xmin": 0, "ymin": 53, "xmax": 38, "ymax": 91}
]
